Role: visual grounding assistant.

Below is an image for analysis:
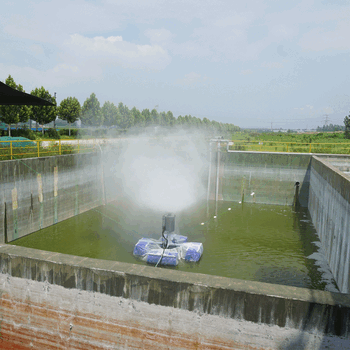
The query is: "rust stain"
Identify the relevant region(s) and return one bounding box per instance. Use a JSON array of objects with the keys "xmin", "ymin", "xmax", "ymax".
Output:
[{"xmin": 0, "ymin": 294, "xmax": 267, "ymax": 350}]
